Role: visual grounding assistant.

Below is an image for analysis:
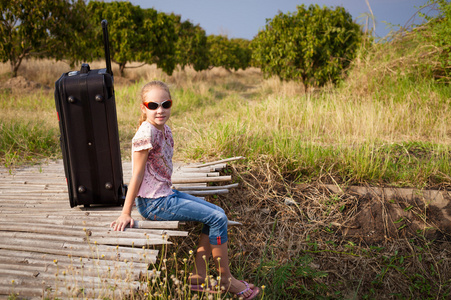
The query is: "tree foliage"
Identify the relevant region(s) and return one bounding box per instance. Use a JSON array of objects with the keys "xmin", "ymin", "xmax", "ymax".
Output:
[
  {"xmin": 88, "ymin": 1, "xmax": 177, "ymax": 76},
  {"xmin": 207, "ymin": 35, "xmax": 252, "ymax": 71},
  {"xmin": 170, "ymin": 14, "xmax": 209, "ymax": 71},
  {"xmin": 252, "ymin": 4, "xmax": 363, "ymax": 89},
  {"xmin": 0, "ymin": 0, "xmax": 91, "ymax": 77}
]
